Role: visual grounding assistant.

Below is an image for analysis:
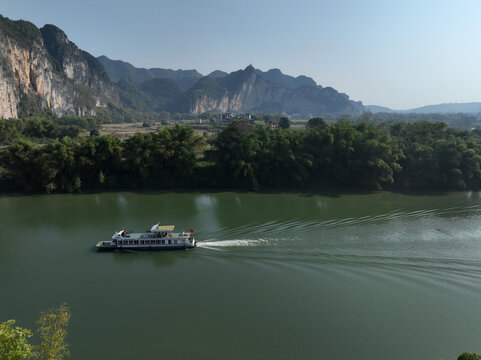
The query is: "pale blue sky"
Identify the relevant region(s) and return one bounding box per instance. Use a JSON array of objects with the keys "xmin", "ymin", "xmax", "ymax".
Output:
[{"xmin": 2, "ymin": 0, "xmax": 481, "ymax": 109}]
